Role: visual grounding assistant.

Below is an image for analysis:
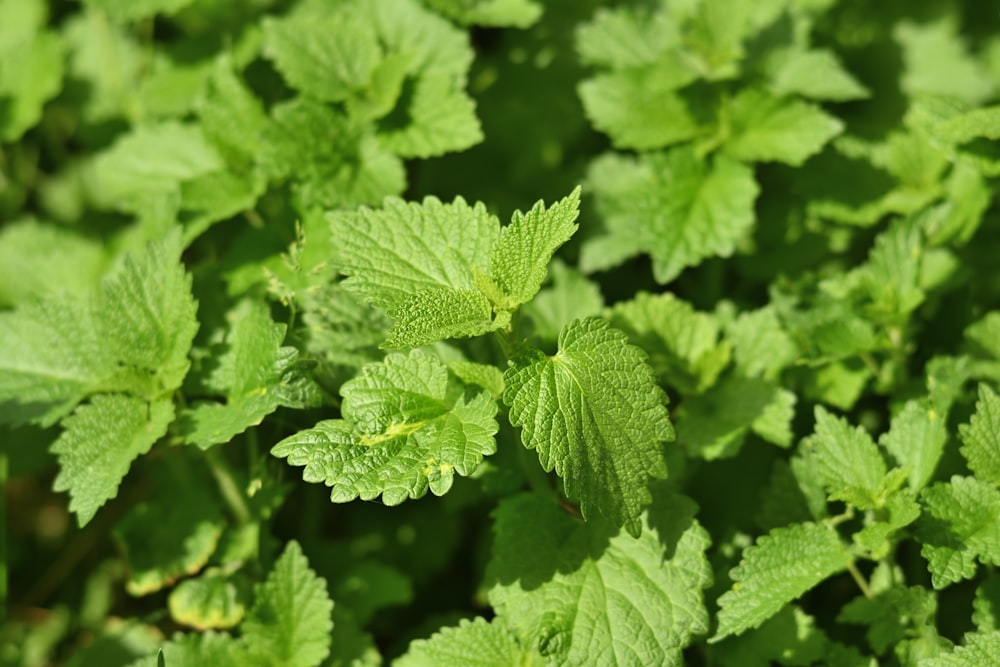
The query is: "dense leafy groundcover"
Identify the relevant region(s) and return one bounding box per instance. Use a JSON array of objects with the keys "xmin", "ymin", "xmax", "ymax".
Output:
[{"xmin": 3, "ymin": 0, "xmax": 1000, "ymax": 664}]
